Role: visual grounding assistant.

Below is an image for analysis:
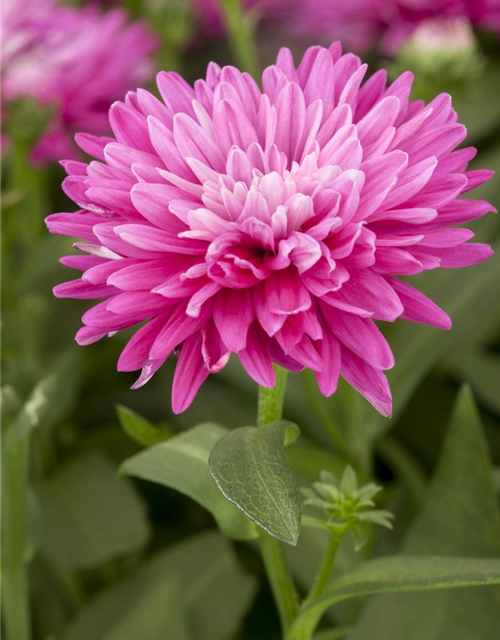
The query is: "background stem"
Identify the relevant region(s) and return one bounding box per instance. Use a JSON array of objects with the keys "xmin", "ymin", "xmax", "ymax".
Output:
[
  {"xmin": 1, "ymin": 431, "xmax": 32, "ymax": 640},
  {"xmin": 257, "ymin": 366, "xmax": 300, "ymax": 631},
  {"xmin": 216, "ymin": 0, "xmax": 260, "ymax": 78}
]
